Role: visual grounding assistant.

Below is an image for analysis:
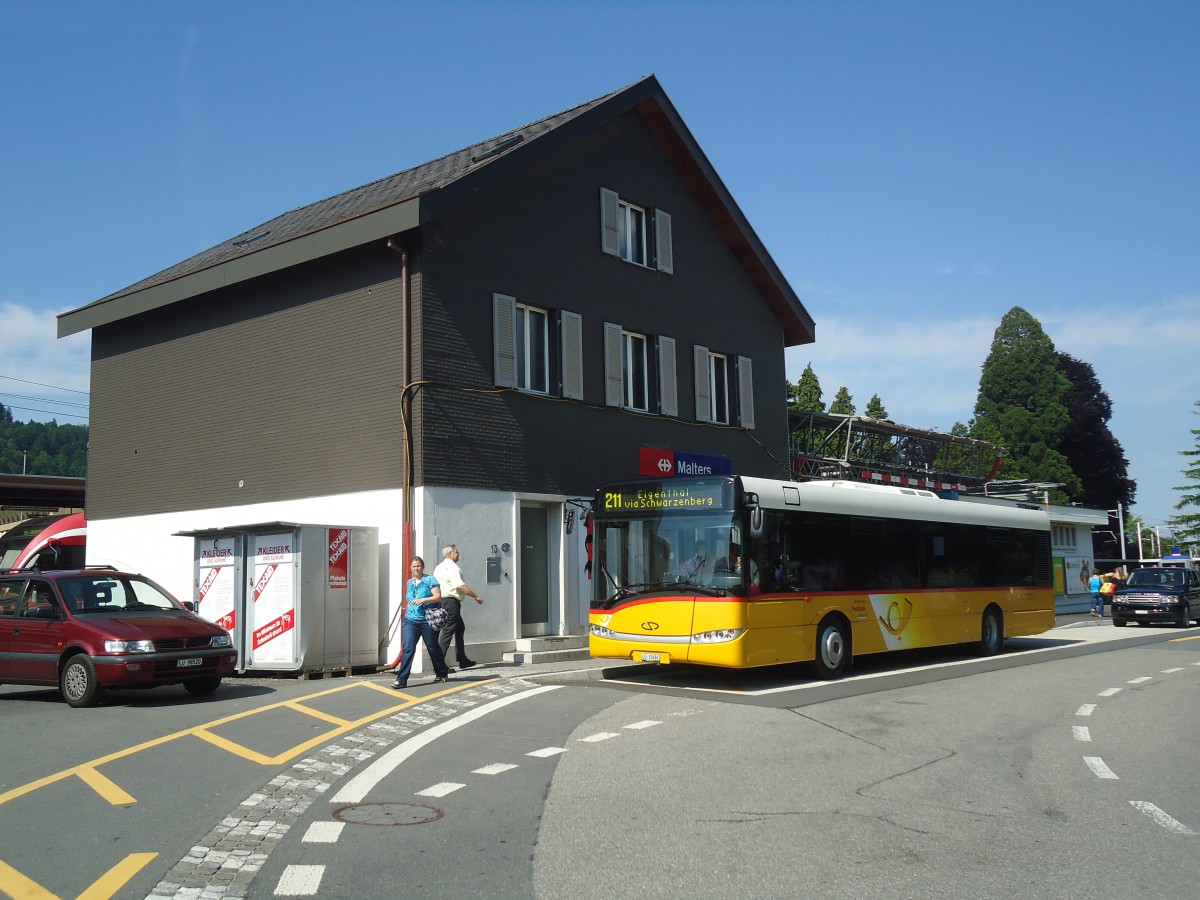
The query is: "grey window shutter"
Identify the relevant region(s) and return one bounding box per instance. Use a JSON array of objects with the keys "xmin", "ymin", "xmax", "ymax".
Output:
[
  {"xmin": 658, "ymin": 336, "xmax": 678, "ymax": 417},
  {"xmin": 561, "ymin": 310, "xmax": 584, "ymax": 400},
  {"xmin": 737, "ymin": 355, "xmax": 755, "ymax": 429},
  {"xmin": 493, "ymin": 293, "xmax": 517, "ymax": 388},
  {"xmin": 600, "ymin": 188, "xmax": 620, "ymax": 256},
  {"xmin": 603, "ymin": 322, "xmax": 623, "ymax": 407},
  {"xmin": 694, "ymin": 344, "xmax": 711, "ymax": 422},
  {"xmin": 654, "ymin": 209, "xmax": 673, "ymax": 274}
]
